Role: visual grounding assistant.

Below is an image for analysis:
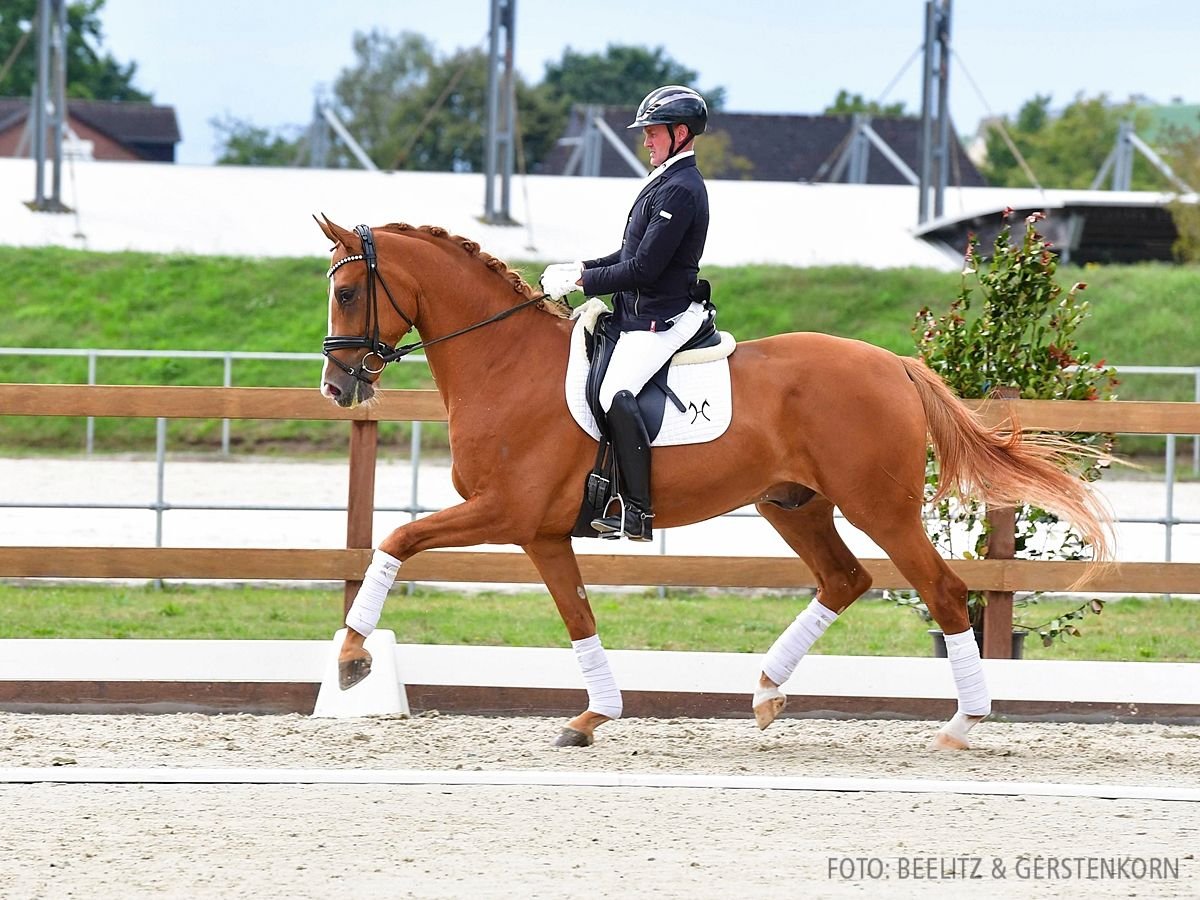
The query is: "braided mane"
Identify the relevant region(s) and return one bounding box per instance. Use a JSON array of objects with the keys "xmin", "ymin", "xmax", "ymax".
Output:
[{"xmin": 377, "ymin": 222, "xmax": 571, "ymax": 318}]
